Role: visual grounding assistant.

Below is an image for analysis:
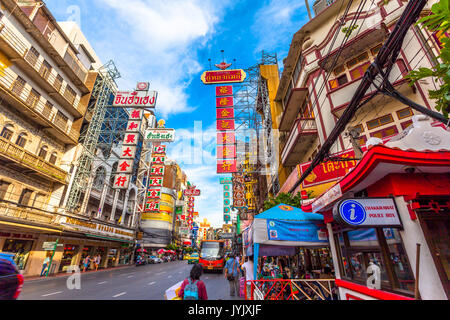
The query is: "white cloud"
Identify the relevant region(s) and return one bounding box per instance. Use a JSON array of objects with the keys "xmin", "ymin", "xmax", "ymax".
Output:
[
  {"xmin": 93, "ymin": 0, "xmax": 231, "ymax": 118},
  {"xmin": 166, "ymin": 121, "xmax": 227, "ymax": 228},
  {"xmin": 251, "ymin": 0, "xmax": 307, "ymax": 54}
]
